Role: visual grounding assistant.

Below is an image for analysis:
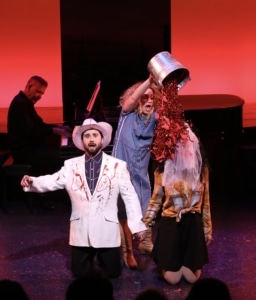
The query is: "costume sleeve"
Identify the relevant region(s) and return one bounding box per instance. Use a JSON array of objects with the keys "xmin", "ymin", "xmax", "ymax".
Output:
[
  {"xmin": 201, "ymin": 165, "xmax": 212, "ymax": 236},
  {"xmin": 24, "ymin": 165, "xmax": 67, "ymax": 193},
  {"xmin": 118, "ymin": 161, "xmax": 147, "ymax": 234},
  {"xmin": 142, "ymin": 169, "xmax": 164, "ymax": 227}
]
